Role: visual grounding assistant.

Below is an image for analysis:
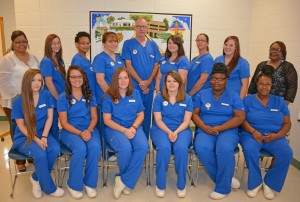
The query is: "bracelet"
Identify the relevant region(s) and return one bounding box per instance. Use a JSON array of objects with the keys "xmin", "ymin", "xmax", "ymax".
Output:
[
  {"xmin": 251, "ymin": 129, "xmax": 256, "ymax": 134},
  {"xmin": 41, "ymin": 135, "xmax": 47, "ymax": 139}
]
